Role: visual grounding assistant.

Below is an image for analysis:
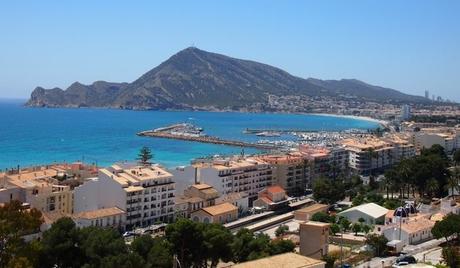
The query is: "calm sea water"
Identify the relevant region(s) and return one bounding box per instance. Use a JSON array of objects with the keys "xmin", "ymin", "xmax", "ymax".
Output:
[{"xmin": 0, "ymin": 100, "xmax": 379, "ymax": 170}]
